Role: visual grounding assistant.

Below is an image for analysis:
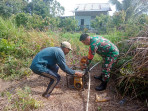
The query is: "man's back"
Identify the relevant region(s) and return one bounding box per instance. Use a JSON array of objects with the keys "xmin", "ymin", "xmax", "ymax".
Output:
[
  {"xmin": 30, "ymin": 47, "xmax": 64, "ymax": 73},
  {"xmin": 30, "ymin": 47, "xmax": 75, "ymax": 75},
  {"xmin": 90, "ymin": 36, "xmax": 119, "ymax": 57}
]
